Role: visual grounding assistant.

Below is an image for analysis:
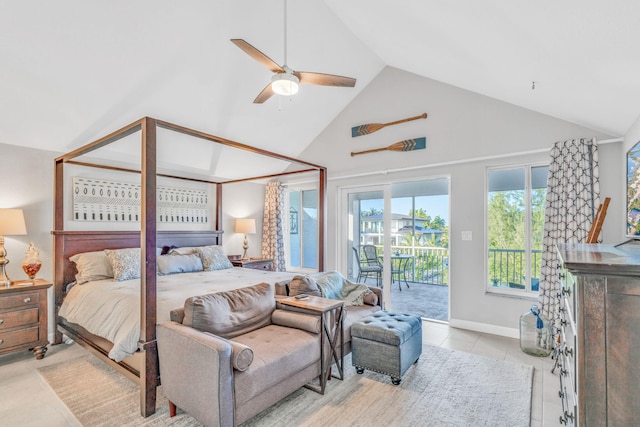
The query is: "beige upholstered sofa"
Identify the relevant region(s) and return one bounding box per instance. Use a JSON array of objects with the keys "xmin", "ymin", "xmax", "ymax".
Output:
[{"xmin": 158, "ymin": 280, "xmax": 382, "ymax": 427}]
